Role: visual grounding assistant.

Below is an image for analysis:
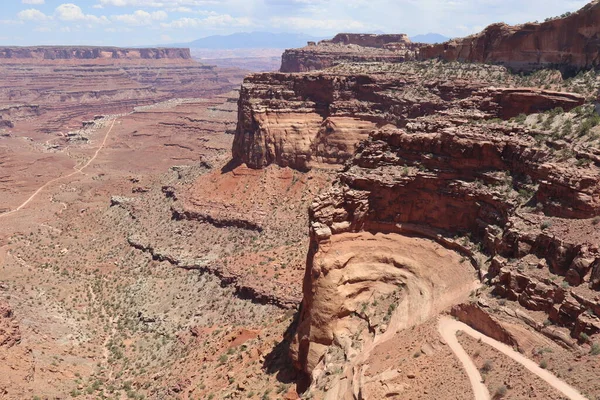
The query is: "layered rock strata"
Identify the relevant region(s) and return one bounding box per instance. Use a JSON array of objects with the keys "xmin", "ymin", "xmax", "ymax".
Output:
[
  {"xmin": 280, "ymin": 33, "xmax": 424, "ymax": 73},
  {"xmin": 231, "ymin": 63, "xmax": 600, "ymax": 389},
  {"xmin": 0, "ymin": 59, "xmax": 244, "ymax": 132},
  {"xmin": 419, "ymin": 0, "xmax": 600, "ymax": 73},
  {"xmin": 0, "ymin": 46, "xmax": 191, "ymax": 60},
  {"xmin": 290, "ymin": 116, "xmax": 600, "ymax": 375},
  {"xmin": 233, "ymin": 68, "xmax": 583, "ymax": 171}
]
